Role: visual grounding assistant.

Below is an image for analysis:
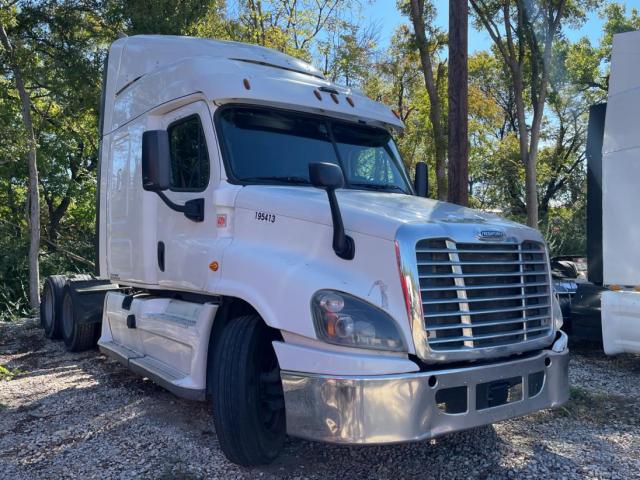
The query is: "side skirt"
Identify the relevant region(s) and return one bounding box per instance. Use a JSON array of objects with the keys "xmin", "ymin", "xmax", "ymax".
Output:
[{"xmin": 99, "ymin": 340, "xmax": 206, "ymax": 401}]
